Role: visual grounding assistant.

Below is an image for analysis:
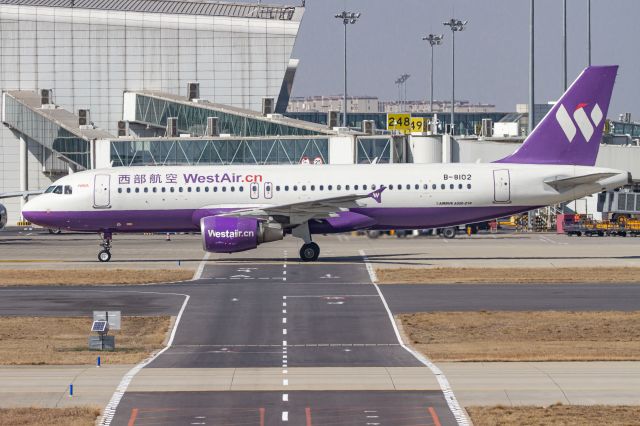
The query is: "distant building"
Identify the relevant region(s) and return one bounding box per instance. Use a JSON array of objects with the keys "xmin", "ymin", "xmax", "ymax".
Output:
[
  {"xmin": 382, "ymin": 100, "xmax": 496, "ymax": 114},
  {"xmin": 287, "ymin": 96, "xmax": 379, "ymax": 113}
]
